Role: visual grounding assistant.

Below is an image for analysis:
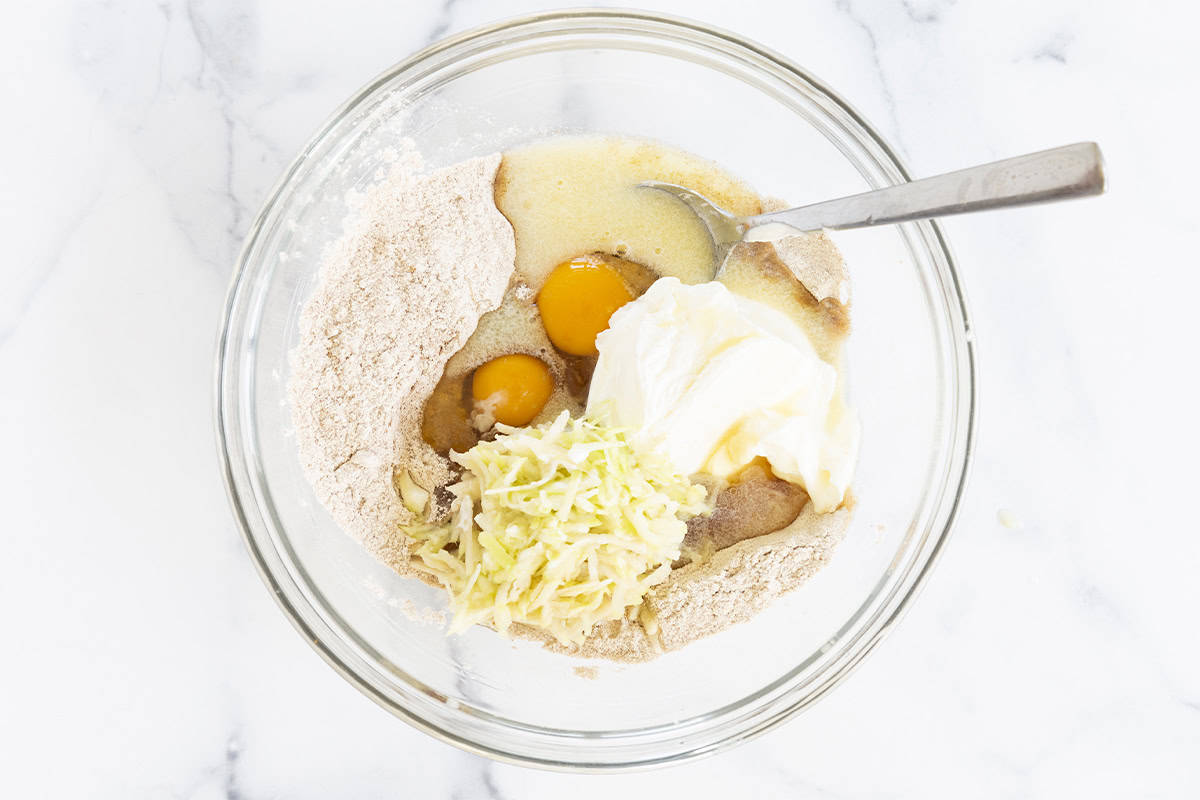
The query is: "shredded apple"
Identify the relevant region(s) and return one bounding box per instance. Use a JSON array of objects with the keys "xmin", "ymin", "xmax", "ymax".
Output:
[{"xmin": 406, "ymin": 409, "xmax": 710, "ymax": 645}]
